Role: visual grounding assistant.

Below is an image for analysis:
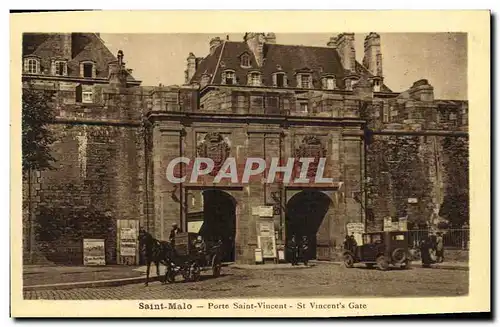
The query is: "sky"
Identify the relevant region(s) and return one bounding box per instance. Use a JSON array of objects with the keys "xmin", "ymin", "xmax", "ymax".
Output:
[{"xmin": 100, "ymin": 33, "xmax": 467, "ymax": 100}]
